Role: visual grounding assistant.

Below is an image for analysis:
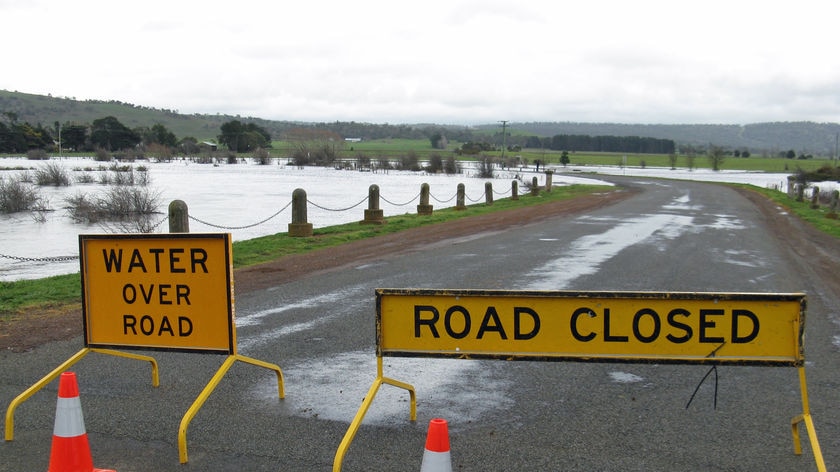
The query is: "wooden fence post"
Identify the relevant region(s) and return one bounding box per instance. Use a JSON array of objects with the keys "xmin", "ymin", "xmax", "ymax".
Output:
[
  {"xmin": 361, "ymin": 184, "xmax": 385, "ymax": 224},
  {"xmin": 169, "ymin": 199, "xmax": 190, "ymax": 233},
  {"xmin": 456, "ymin": 183, "xmax": 466, "ymax": 210},
  {"xmin": 417, "ymin": 183, "xmax": 433, "ymax": 215},
  {"xmin": 484, "ymin": 182, "xmax": 493, "ymax": 205},
  {"xmin": 811, "ymin": 186, "xmax": 820, "ymax": 209},
  {"xmin": 288, "ymin": 188, "xmax": 313, "ymax": 237}
]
